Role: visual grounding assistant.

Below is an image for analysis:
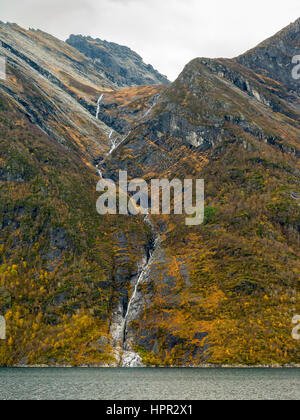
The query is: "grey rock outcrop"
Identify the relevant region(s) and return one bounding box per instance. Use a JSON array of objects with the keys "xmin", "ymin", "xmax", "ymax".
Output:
[{"xmin": 66, "ymin": 34, "xmax": 169, "ymax": 88}]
